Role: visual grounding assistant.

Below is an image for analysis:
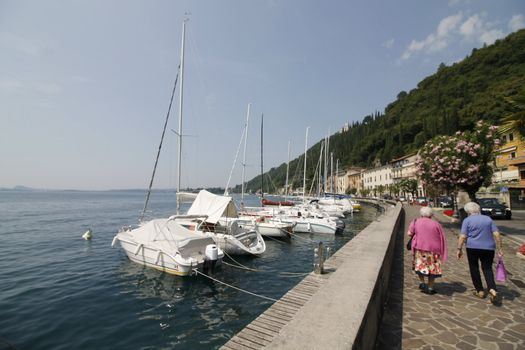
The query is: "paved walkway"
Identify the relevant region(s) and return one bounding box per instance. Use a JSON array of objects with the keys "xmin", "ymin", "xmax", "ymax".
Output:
[{"xmin": 376, "ymin": 205, "xmax": 525, "ymax": 350}]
